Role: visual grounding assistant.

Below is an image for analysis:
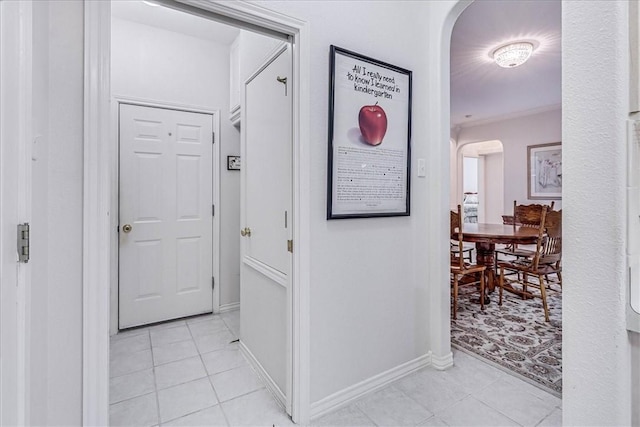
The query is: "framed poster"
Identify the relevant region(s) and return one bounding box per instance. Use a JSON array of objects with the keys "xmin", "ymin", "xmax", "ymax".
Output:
[
  {"xmin": 327, "ymin": 45, "xmax": 412, "ymax": 219},
  {"xmin": 527, "ymin": 142, "xmax": 562, "ymax": 200}
]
